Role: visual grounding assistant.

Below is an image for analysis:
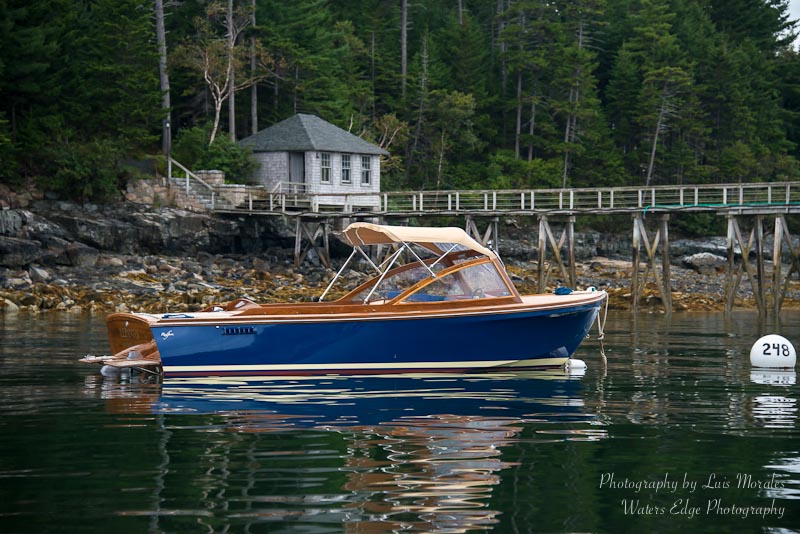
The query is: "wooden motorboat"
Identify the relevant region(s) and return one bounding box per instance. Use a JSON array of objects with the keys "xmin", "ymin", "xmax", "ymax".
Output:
[{"xmin": 82, "ymin": 223, "xmax": 606, "ymax": 377}]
